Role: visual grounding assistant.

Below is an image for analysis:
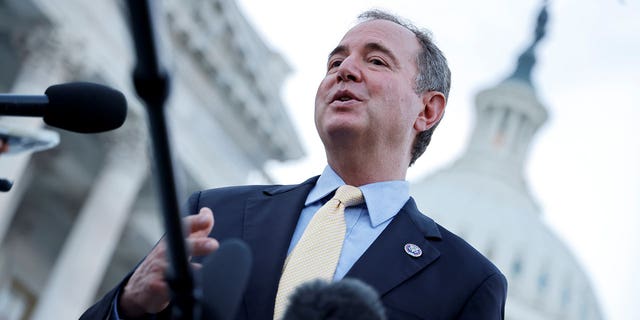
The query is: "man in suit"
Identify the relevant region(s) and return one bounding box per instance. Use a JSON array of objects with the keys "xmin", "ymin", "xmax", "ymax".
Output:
[{"xmin": 82, "ymin": 9, "xmax": 507, "ymax": 320}]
